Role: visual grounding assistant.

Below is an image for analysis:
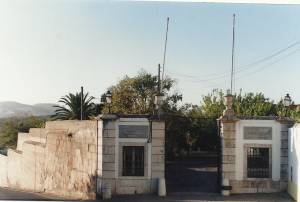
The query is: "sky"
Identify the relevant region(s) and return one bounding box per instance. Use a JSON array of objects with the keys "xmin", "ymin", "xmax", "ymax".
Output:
[{"xmin": 0, "ymin": 0, "xmax": 299, "ymax": 105}]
